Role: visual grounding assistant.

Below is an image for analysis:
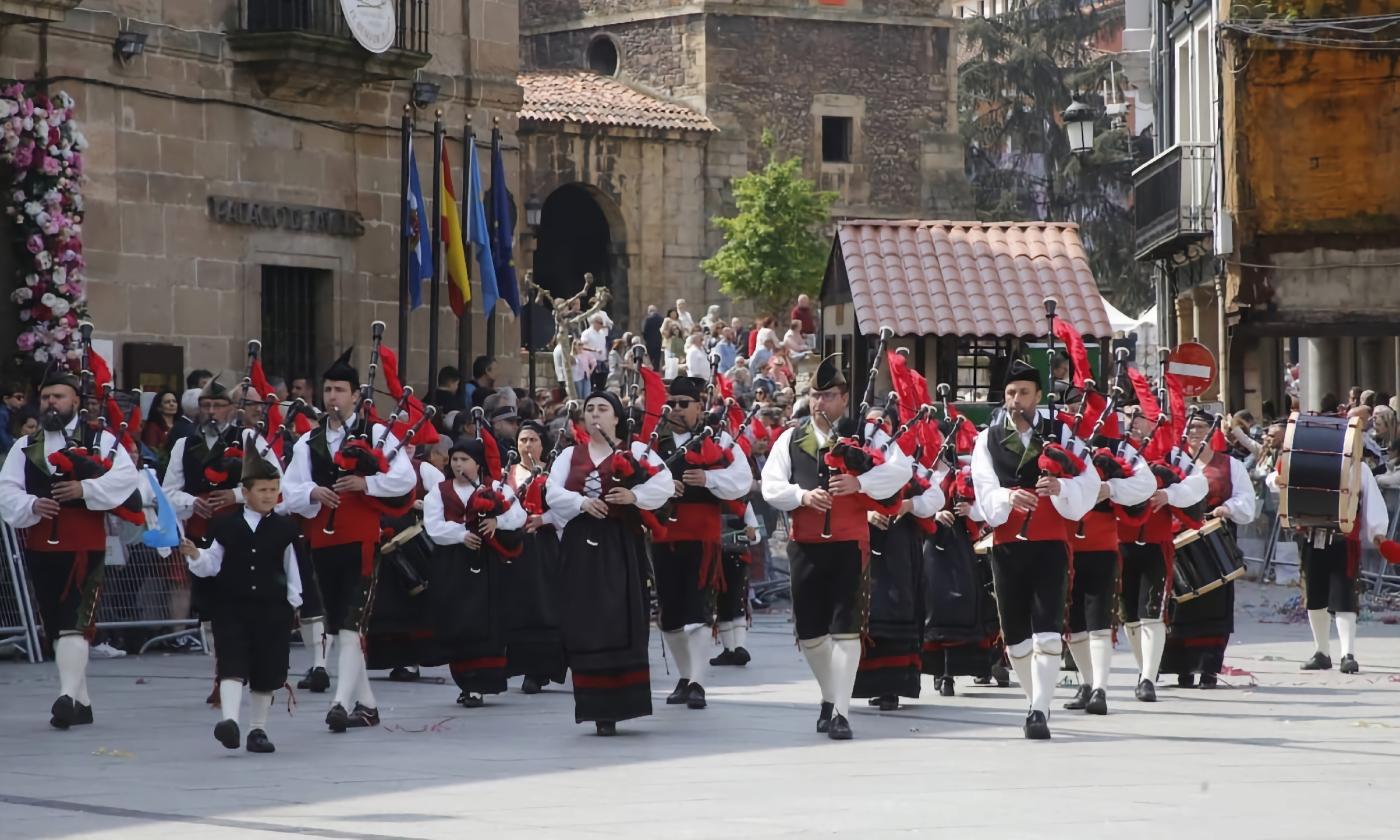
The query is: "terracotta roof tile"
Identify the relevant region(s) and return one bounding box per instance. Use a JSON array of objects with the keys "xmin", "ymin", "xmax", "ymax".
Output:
[
  {"xmin": 835, "ymin": 220, "xmax": 1114, "ymax": 339},
  {"xmin": 518, "ymin": 72, "xmax": 717, "ymax": 133}
]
